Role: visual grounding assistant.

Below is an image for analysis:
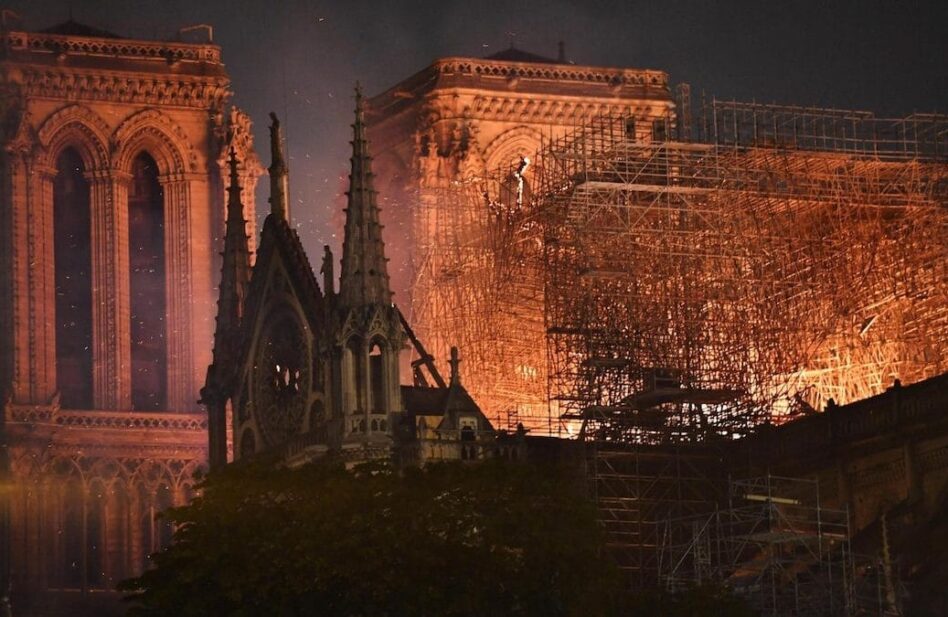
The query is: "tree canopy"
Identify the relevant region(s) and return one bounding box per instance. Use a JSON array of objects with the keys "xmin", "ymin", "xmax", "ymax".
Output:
[{"xmin": 119, "ymin": 458, "xmax": 622, "ymax": 616}]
